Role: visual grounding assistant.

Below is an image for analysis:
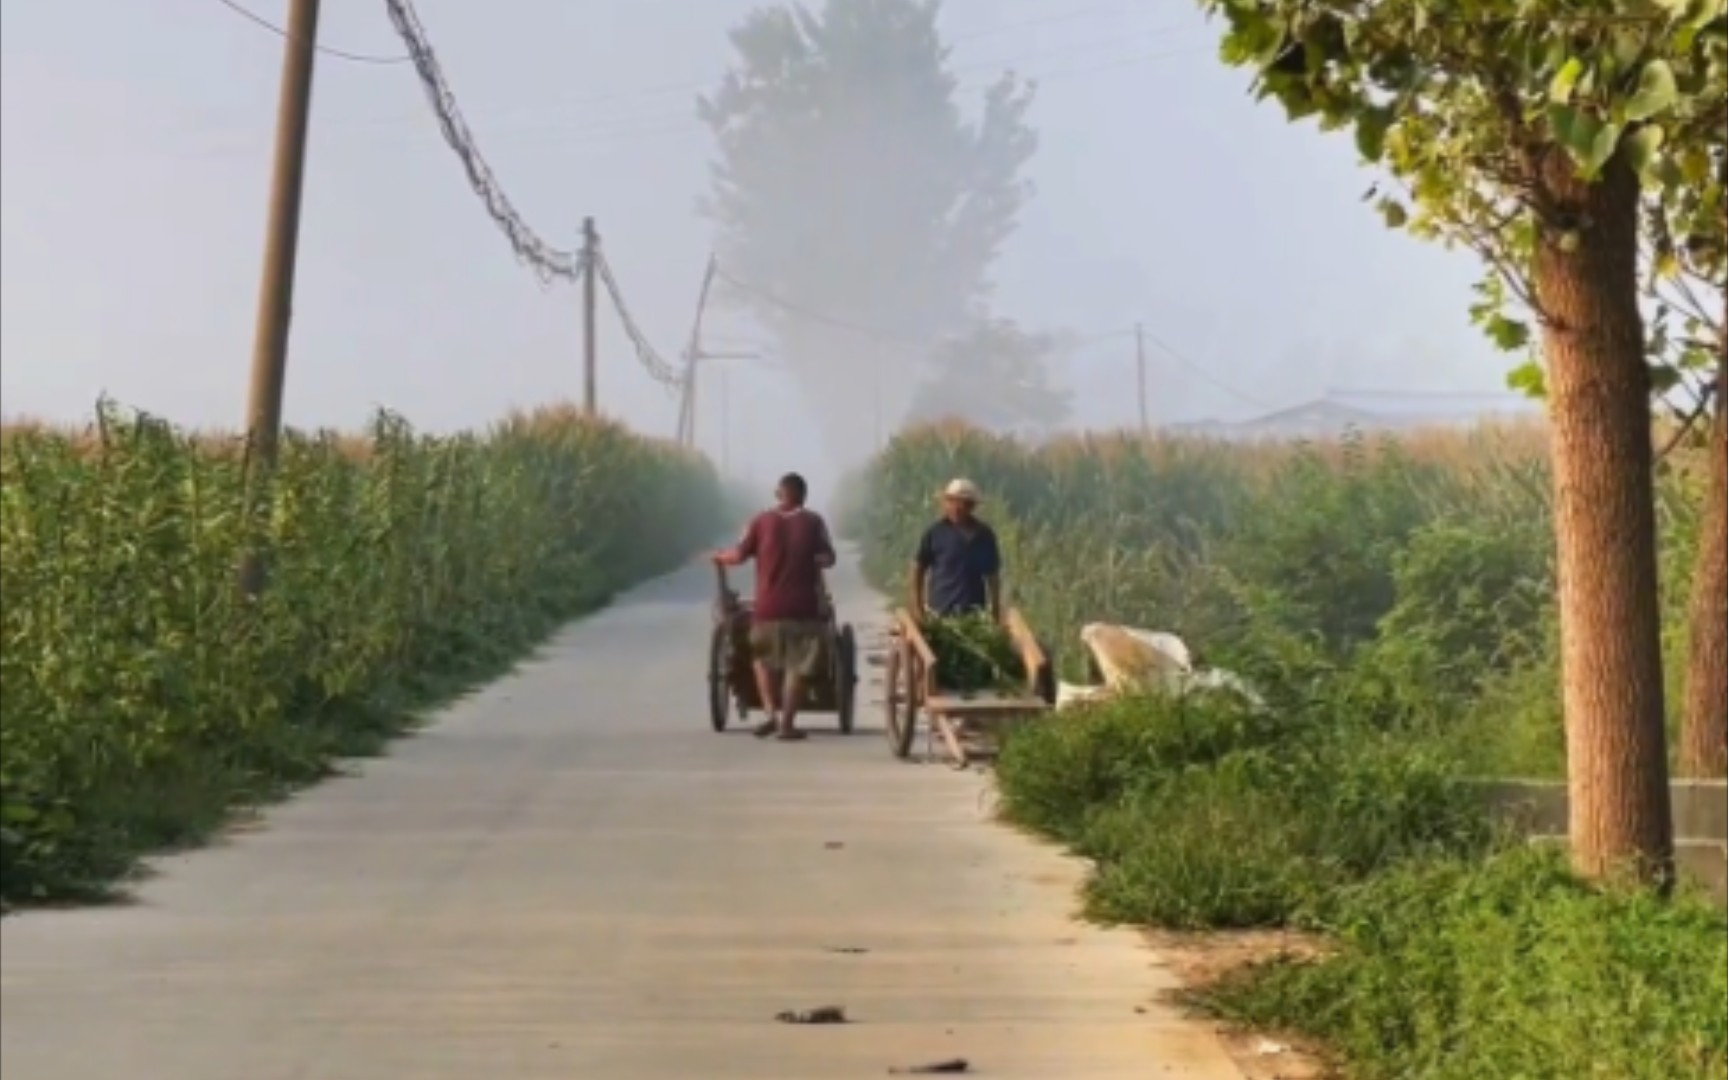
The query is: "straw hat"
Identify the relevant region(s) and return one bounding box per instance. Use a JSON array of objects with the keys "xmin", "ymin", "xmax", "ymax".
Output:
[{"xmin": 940, "ymin": 477, "xmax": 981, "ymax": 503}]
